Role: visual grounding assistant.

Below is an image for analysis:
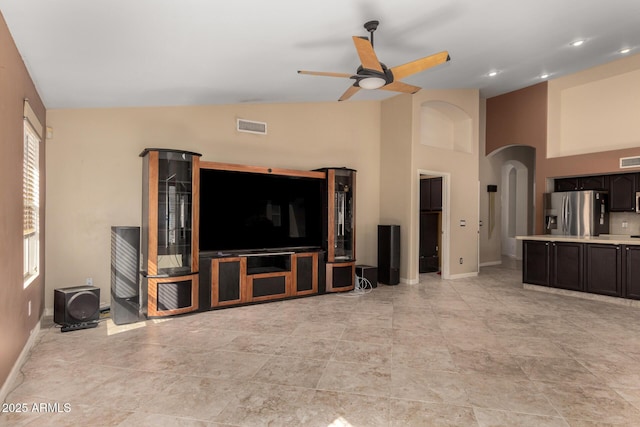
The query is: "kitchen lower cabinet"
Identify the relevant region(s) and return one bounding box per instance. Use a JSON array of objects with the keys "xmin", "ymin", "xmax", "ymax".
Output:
[
  {"xmin": 585, "ymin": 244, "xmax": 622, "ymax": 297},
  {"xmin": 624, "ymin": 245, "xmax": 640, "ymax": 299},
  {"xmin": 523, "ymin": 240, "xmax": 583, "ymax": 290},
  {"xmin": 551, "ymin": 242, "xmax": 584, "ymax": 291},
  {"xmin": 523, "ymin": 240, "xmax": 550, "ymax": 286},
  {"xmin": 523, "ymin": 239, "xmax": 639, "ymax": 300}
]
